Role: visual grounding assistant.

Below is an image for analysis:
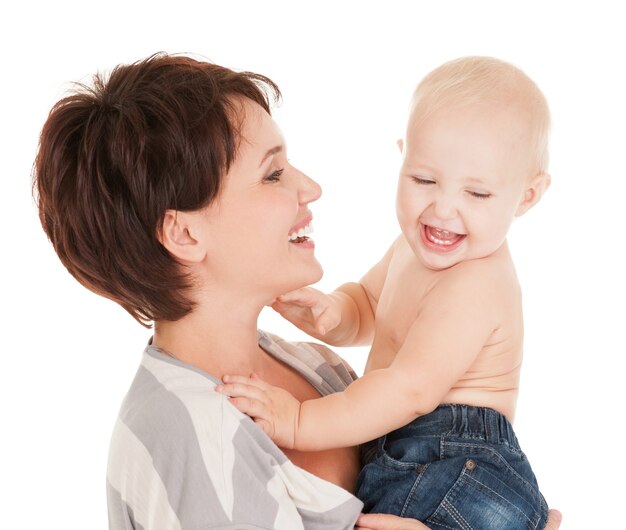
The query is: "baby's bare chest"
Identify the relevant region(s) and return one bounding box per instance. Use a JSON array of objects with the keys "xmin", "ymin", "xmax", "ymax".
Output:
[{"xmin": 367, "ymin": 249, "xmax": 436, "ymax": 369}]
